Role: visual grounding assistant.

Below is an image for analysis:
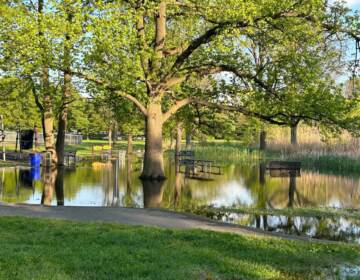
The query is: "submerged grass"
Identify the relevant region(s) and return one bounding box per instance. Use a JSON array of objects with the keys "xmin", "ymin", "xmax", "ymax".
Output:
[
  {"xmin": 0, "ymin": 216, "xmax": 359, "ymax": 280},
  {"xmin": 193, "ymin": 206, "xmax": 360, "ymax": 221},
  {"xmin": 66, "ymin": 139, "xmax": 360, "ymax": 174},
  {"xmin": 280, "ymin": 153, "xmax": 360, "ymax": 175},
  {"xmin": 191, "ymin": 140, "xmax": 360, "ymax": 174}
]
